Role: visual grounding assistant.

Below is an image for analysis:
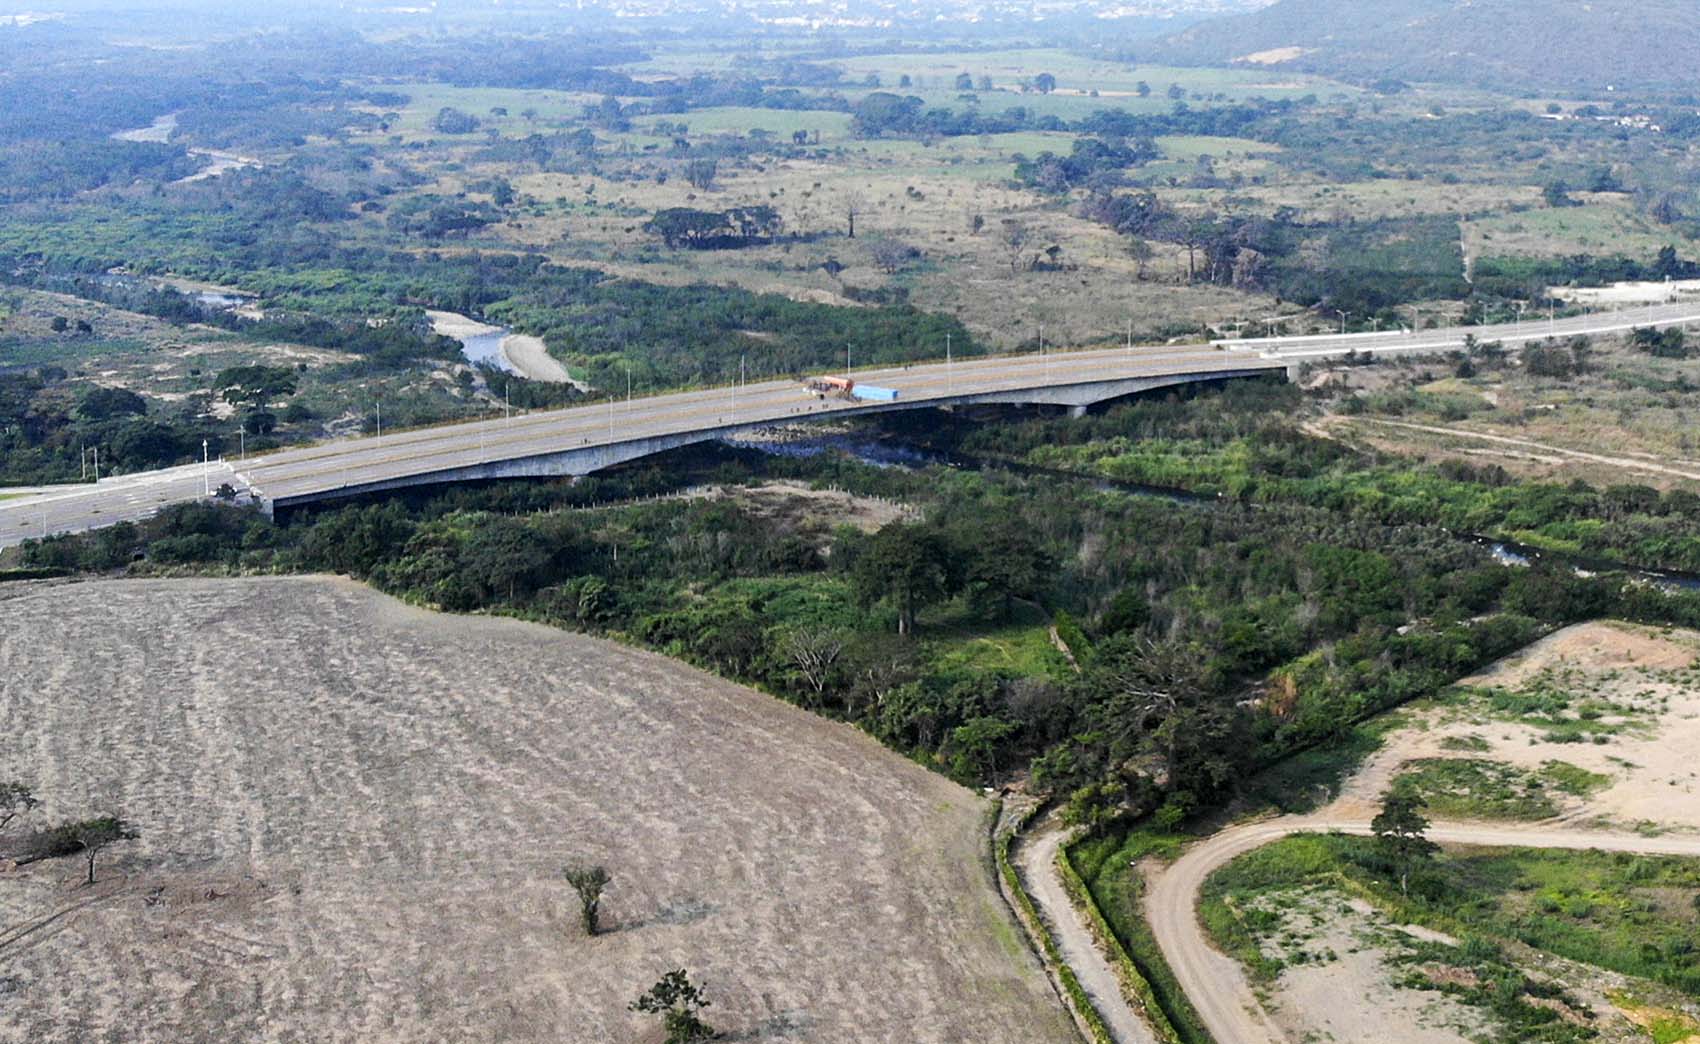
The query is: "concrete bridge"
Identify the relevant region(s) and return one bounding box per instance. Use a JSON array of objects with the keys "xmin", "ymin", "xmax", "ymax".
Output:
[
  {"xmin": 0, "ymin": 344, "xmax": 1278, "ymax": 546},
  {"xmin": 8, "ymin": 298, "xmax": 1700, "ymax": 548}
]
